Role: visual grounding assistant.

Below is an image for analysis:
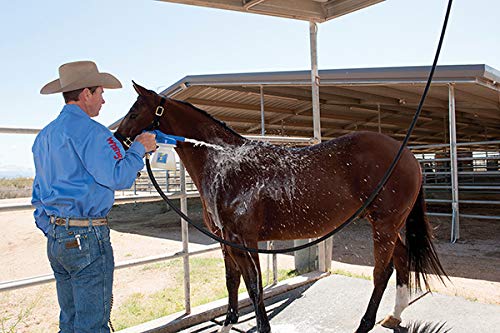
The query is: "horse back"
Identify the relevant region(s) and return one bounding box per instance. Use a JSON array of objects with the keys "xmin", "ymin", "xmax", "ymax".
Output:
[{"xmin": 256, "ymin": 131, "xmax": 422, "ymax": 240}]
